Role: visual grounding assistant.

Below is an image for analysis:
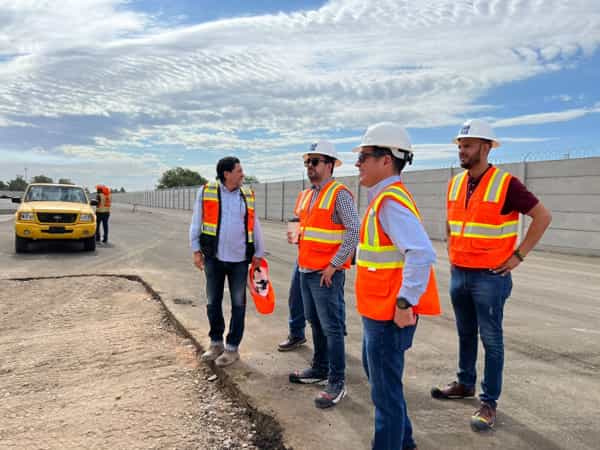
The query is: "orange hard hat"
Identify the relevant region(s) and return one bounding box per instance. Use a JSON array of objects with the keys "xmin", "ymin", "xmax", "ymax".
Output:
[{"xmin": 247, "ymin": 258, "xmax": 275, "ymax": 314}]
